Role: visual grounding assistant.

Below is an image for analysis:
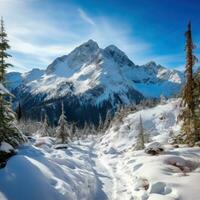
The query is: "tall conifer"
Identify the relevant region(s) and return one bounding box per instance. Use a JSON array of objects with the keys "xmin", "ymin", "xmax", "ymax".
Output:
[
  {"xmin": 181, "ymin": 22, "xmax": 199, "ymax": 144},
  {"xmin": 0, "ymin": 18, "xmax": 25, "ymax": 147},
  {"xmin": 0, "ymin": 17, "xmax": 12, "ymax": 82},
  {"xmin": 56, "ymin": 102, "xmax": 69, "ymax": 143}
]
